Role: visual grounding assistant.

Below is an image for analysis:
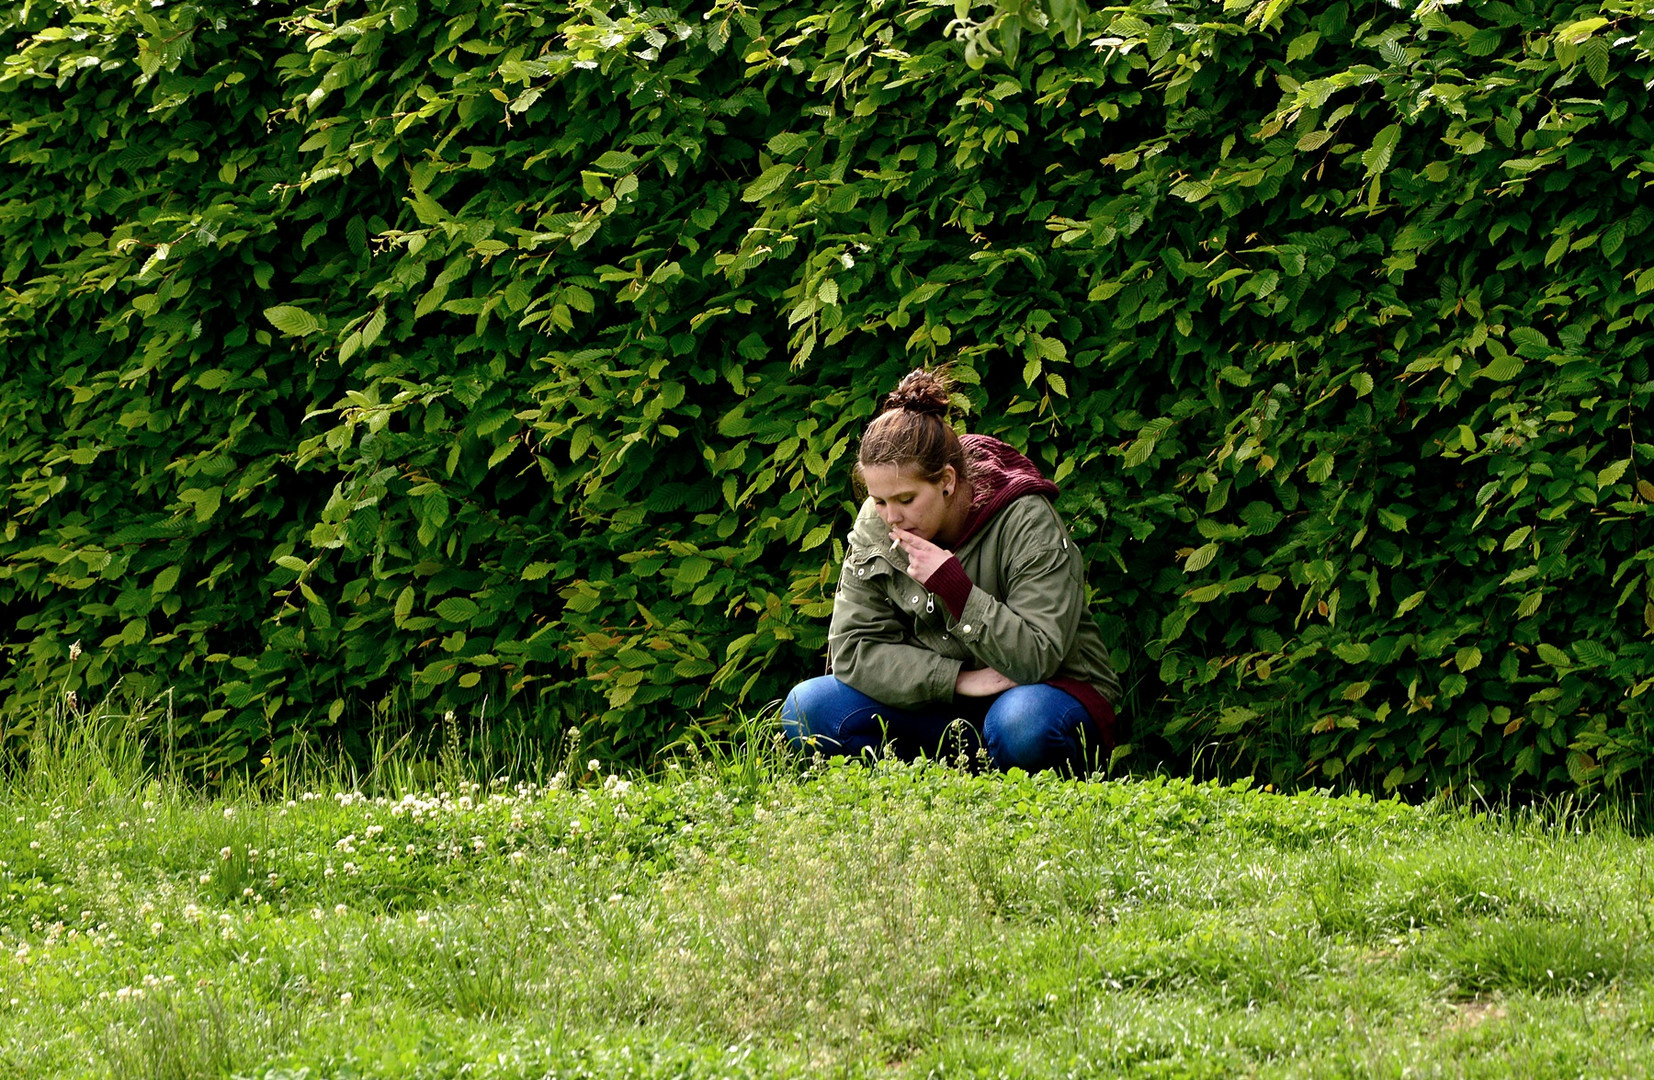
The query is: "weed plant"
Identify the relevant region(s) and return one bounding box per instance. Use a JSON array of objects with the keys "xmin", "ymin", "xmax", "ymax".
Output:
[{"xmin": 3, "ymin": 700, "xmax": 1654, "ymax": 1078}]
